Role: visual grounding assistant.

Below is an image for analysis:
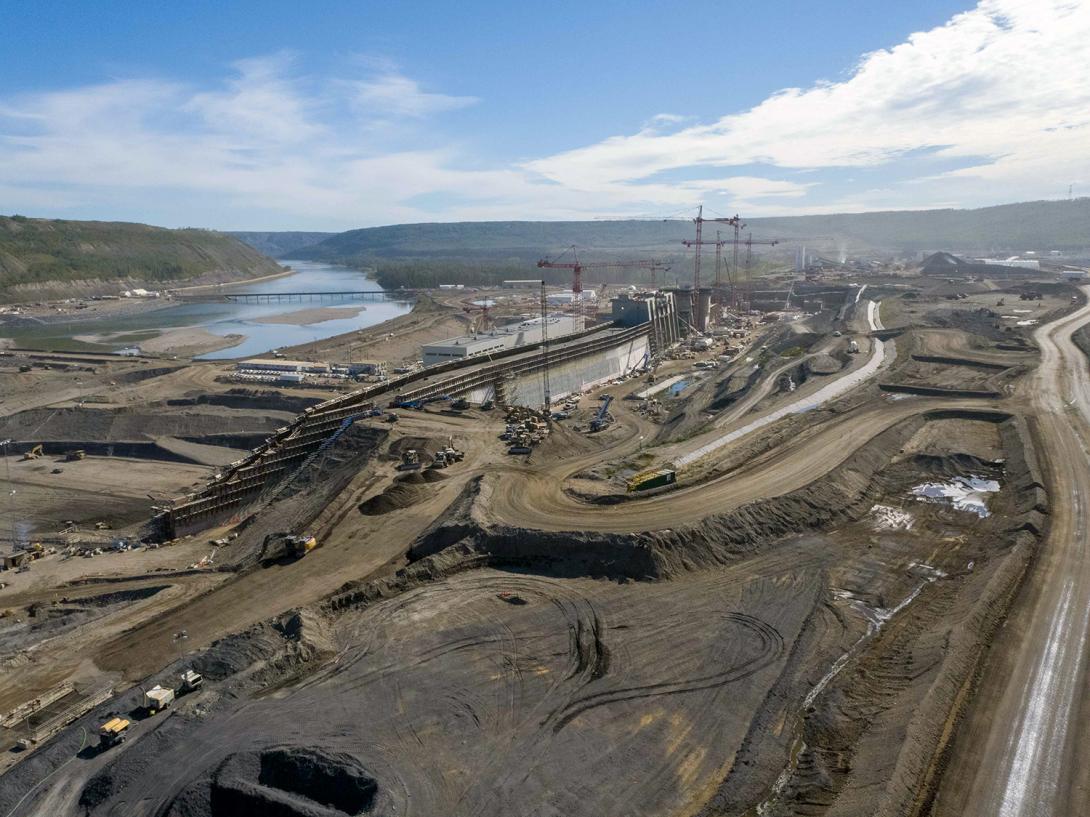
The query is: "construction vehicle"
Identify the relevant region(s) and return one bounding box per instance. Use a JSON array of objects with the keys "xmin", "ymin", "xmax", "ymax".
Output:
[
  {"xmin": 98, "ymin": 717, "xmax": 131, "ymax": 749},
  {"xmin": 261, "ymin": 532, "xmax": 318, "ymax": 561},
  {"xmin": 589, "ymin": 395, "xmax": 614, "ymax": 432},
  {"xmin": 18, "ymin": 364, "xmax": 32, "ymax": 373},
  {"xmin": 64, "ymin": 449, "xmax": 86, "ymax": 461},
  {"xmin": 450, "ymin": 397, "xmax": 470, "ymax": 411},
  {"xmin": 22, "ymin": 445, "xmax": 43, "ymax": 461},
  {"xmin": 431, "ymin": 439, "xmax": 465, "ymax": 468},
  {"xmin": 847, "ymin": 339, "xmax": 860, "ymax": 354},
  {"xmin": 143, "ymin": 685, "xmax": 175, "ymax": 715},
  {"xmin": 288, "ymin": 534, "xmax": 317, "ymax": 558},
  {"xmin": 399, "ymin": 450, "xmax": 421, "ymax": 470},
  {"xmin": 179, "ymin": 669, "xmax": 203, "ymax": 694}
]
